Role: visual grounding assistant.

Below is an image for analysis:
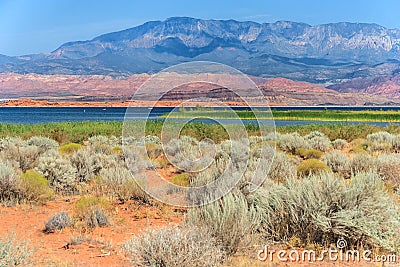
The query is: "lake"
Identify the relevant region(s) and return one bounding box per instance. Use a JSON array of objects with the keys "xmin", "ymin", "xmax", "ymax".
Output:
[{"xmin": 1, "ymin": 106, "xmax": 400, "ymax": 126}]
